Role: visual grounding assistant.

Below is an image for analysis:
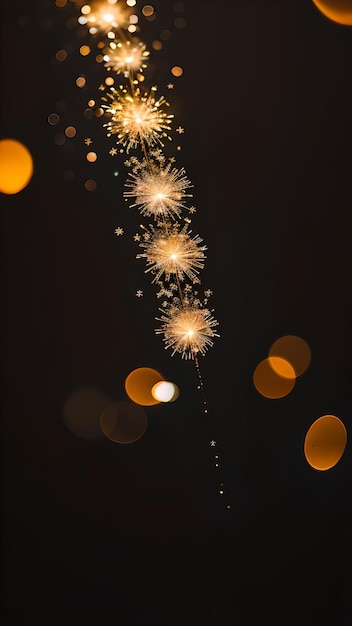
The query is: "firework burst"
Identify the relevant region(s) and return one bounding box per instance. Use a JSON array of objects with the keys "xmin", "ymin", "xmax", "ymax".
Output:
[
  {"xmin": 155, "ymin": 302, "xmax": 219, "ymax": 360},
  {"xmin": 124, "ymin": 157, "xmax": 193, "ymax": 220},
  {"xmin": 137, "ymin": 223, "xmax": 206, "ymax": 283},
  {"xmin": 102, "ymin": 86, "xmax": 173, "ymax": 152},
  {"xmin": 103, "ymin": 39, "xmax": 150, "ymax": 76},
  {"xmin": 80, "ymin": 1, "xmax": 132, "ymax": 35}
]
